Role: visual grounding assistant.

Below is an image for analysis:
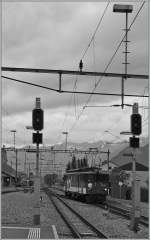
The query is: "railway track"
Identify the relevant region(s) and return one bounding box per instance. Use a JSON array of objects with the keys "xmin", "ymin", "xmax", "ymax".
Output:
[
  {"xmin": 2, "ymin": 188, "xmax": 23, "ymax": 194},
  {"xmin": 106, "ymin": 204, "xmax": 148, "ymax": 227},
  {"xmin": 50, "ymin": 186, "xmax": 149, "ymax": 228},
  {"xmin": 44, "ymin": 188, "xmax": 108, "ymax": 239}
]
